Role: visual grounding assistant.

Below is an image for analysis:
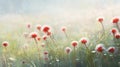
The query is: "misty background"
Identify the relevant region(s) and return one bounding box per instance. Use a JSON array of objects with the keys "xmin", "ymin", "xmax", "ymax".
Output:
[{"xmin": 0, "ymin": 0, "xmax": 120, "ymax": 36}]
